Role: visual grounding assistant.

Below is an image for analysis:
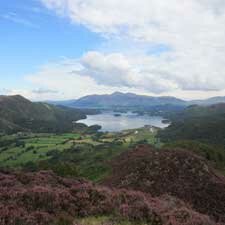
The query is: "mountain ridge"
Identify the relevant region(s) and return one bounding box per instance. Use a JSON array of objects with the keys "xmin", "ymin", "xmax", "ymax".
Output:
[
  {"xmin": 48, "ymin": 92, "xmax": 225, "ymax": 109},
  {"xmin": 0, "ymin": 95, "xmax": 86, "ymax": 133},
  {"xmin": 51, "ymin": 92, "xmax": 186, "ymax": 109}
]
